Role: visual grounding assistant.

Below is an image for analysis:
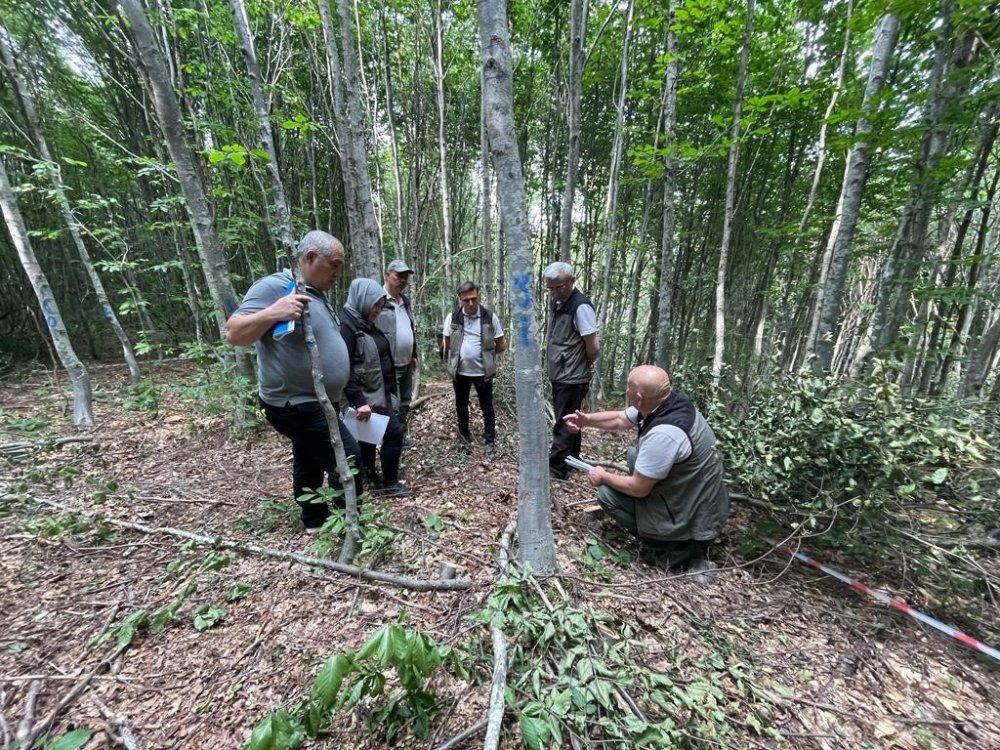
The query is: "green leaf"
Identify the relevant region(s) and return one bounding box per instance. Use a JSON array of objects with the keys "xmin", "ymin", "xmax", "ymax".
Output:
[
  {"xmin": 226, "ymin": 581, "xmax": 252, "ymax": 601},
  {"xmin": 310, "ymin": 652, "xmax": 355, "ymax": 710},
  {"xmin": 519, "ymin": 714, "xmax": 547, "ymax": 750},
  {"xmin": 193, "ymin": 604, "xmax": 225, "ymax": 631},
  {"xmin": 928, "ymin": 468, "xmax": 948, "ymax": 485},
  {"xmin": 44, "ymin": 728, "xmax": 94, "ymax": 750}
]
